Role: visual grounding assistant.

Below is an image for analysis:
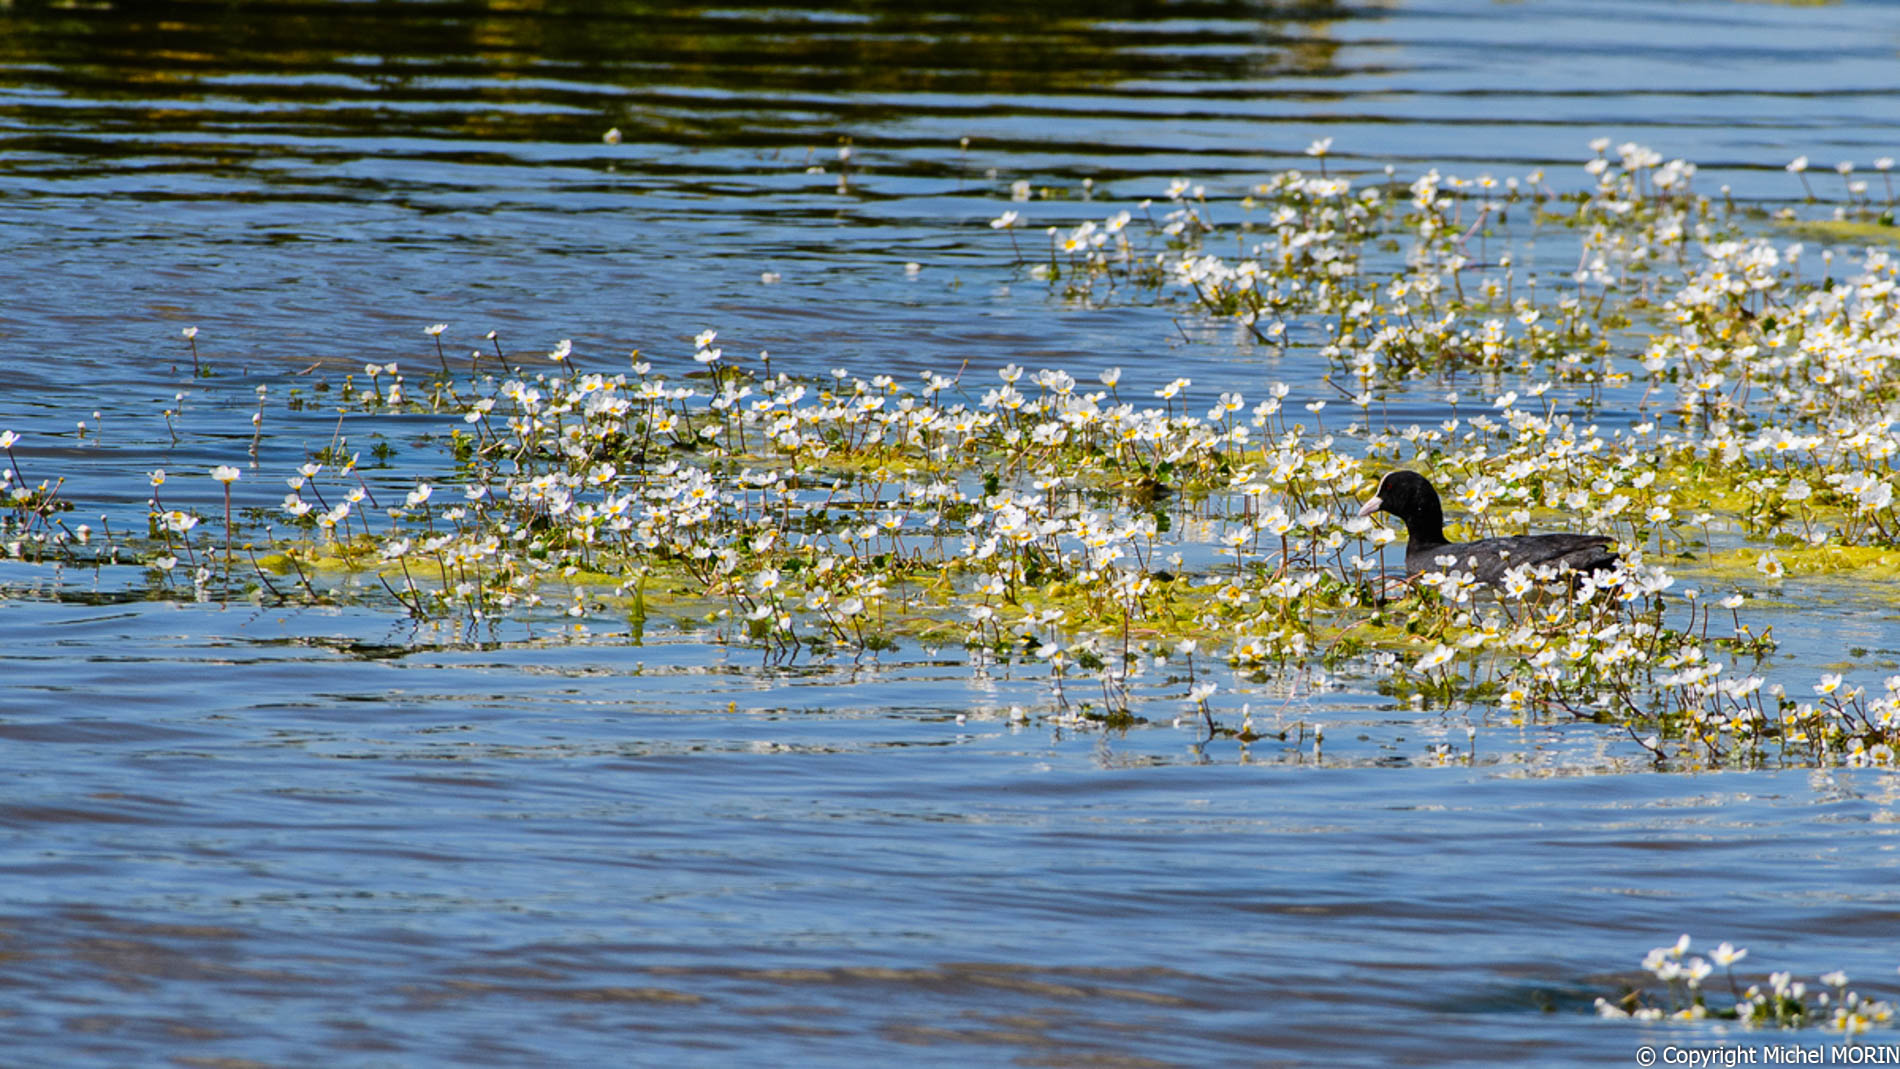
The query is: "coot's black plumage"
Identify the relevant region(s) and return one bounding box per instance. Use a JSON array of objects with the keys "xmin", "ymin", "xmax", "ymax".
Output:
[{"xmin": 1357, "ymin": 470, "xmax": 1617, "ymax": 585}]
